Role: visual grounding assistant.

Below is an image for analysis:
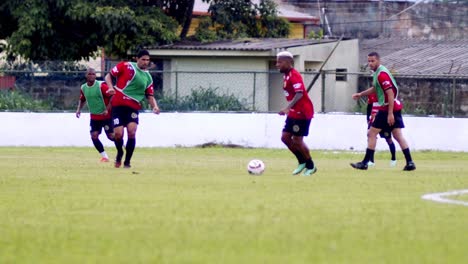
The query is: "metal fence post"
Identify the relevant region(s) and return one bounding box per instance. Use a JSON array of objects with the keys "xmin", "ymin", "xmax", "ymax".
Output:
[
  {"xmin": 452, "ymin": 77, "xmax": 456, "ymax": 117},
  {"xmin": 252, "ymin": 72, "xmax": 256, "ymax": 111},
  {"xmin": 175, "ymin": 71, "xmax": 178, "ymax": 104},
  {"xmin": 321, "ymin": 71, "xmax": 326, "ymax": 113}
]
